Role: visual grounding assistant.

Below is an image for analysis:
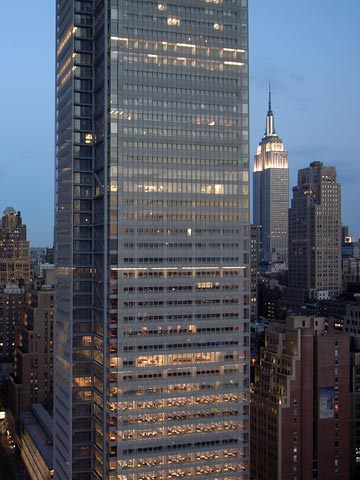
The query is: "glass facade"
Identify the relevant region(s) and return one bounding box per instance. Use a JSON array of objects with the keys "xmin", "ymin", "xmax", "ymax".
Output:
[{"xmin": 54, "ymin": 1, "xmax": 250, "ymax": 479}]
